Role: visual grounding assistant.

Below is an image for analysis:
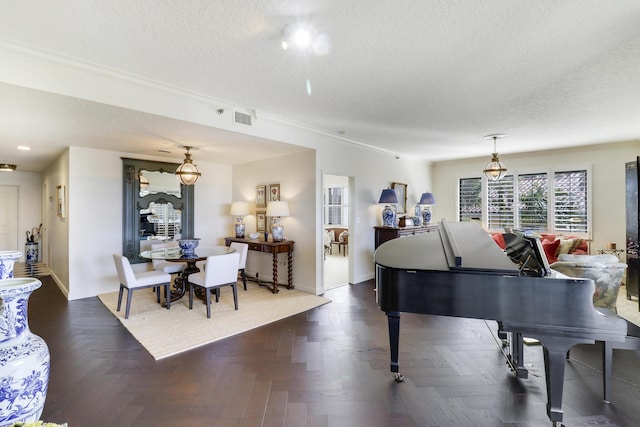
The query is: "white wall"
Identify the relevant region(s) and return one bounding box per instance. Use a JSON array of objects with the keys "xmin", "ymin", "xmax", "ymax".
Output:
[
  {"xmin": 232, "ymin": 150, "xmax": 316, "ymax": 293},
  {"xmin": 432, "ymin": 140, "xmax": 640, "ymax": 255},
  {"xmin": 43, "ymin": 150, "xmax": 69, "ymax": 294},
  {"xmin": 40, "ymin": 146, "xmax": 232, "ymax": 300}
]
